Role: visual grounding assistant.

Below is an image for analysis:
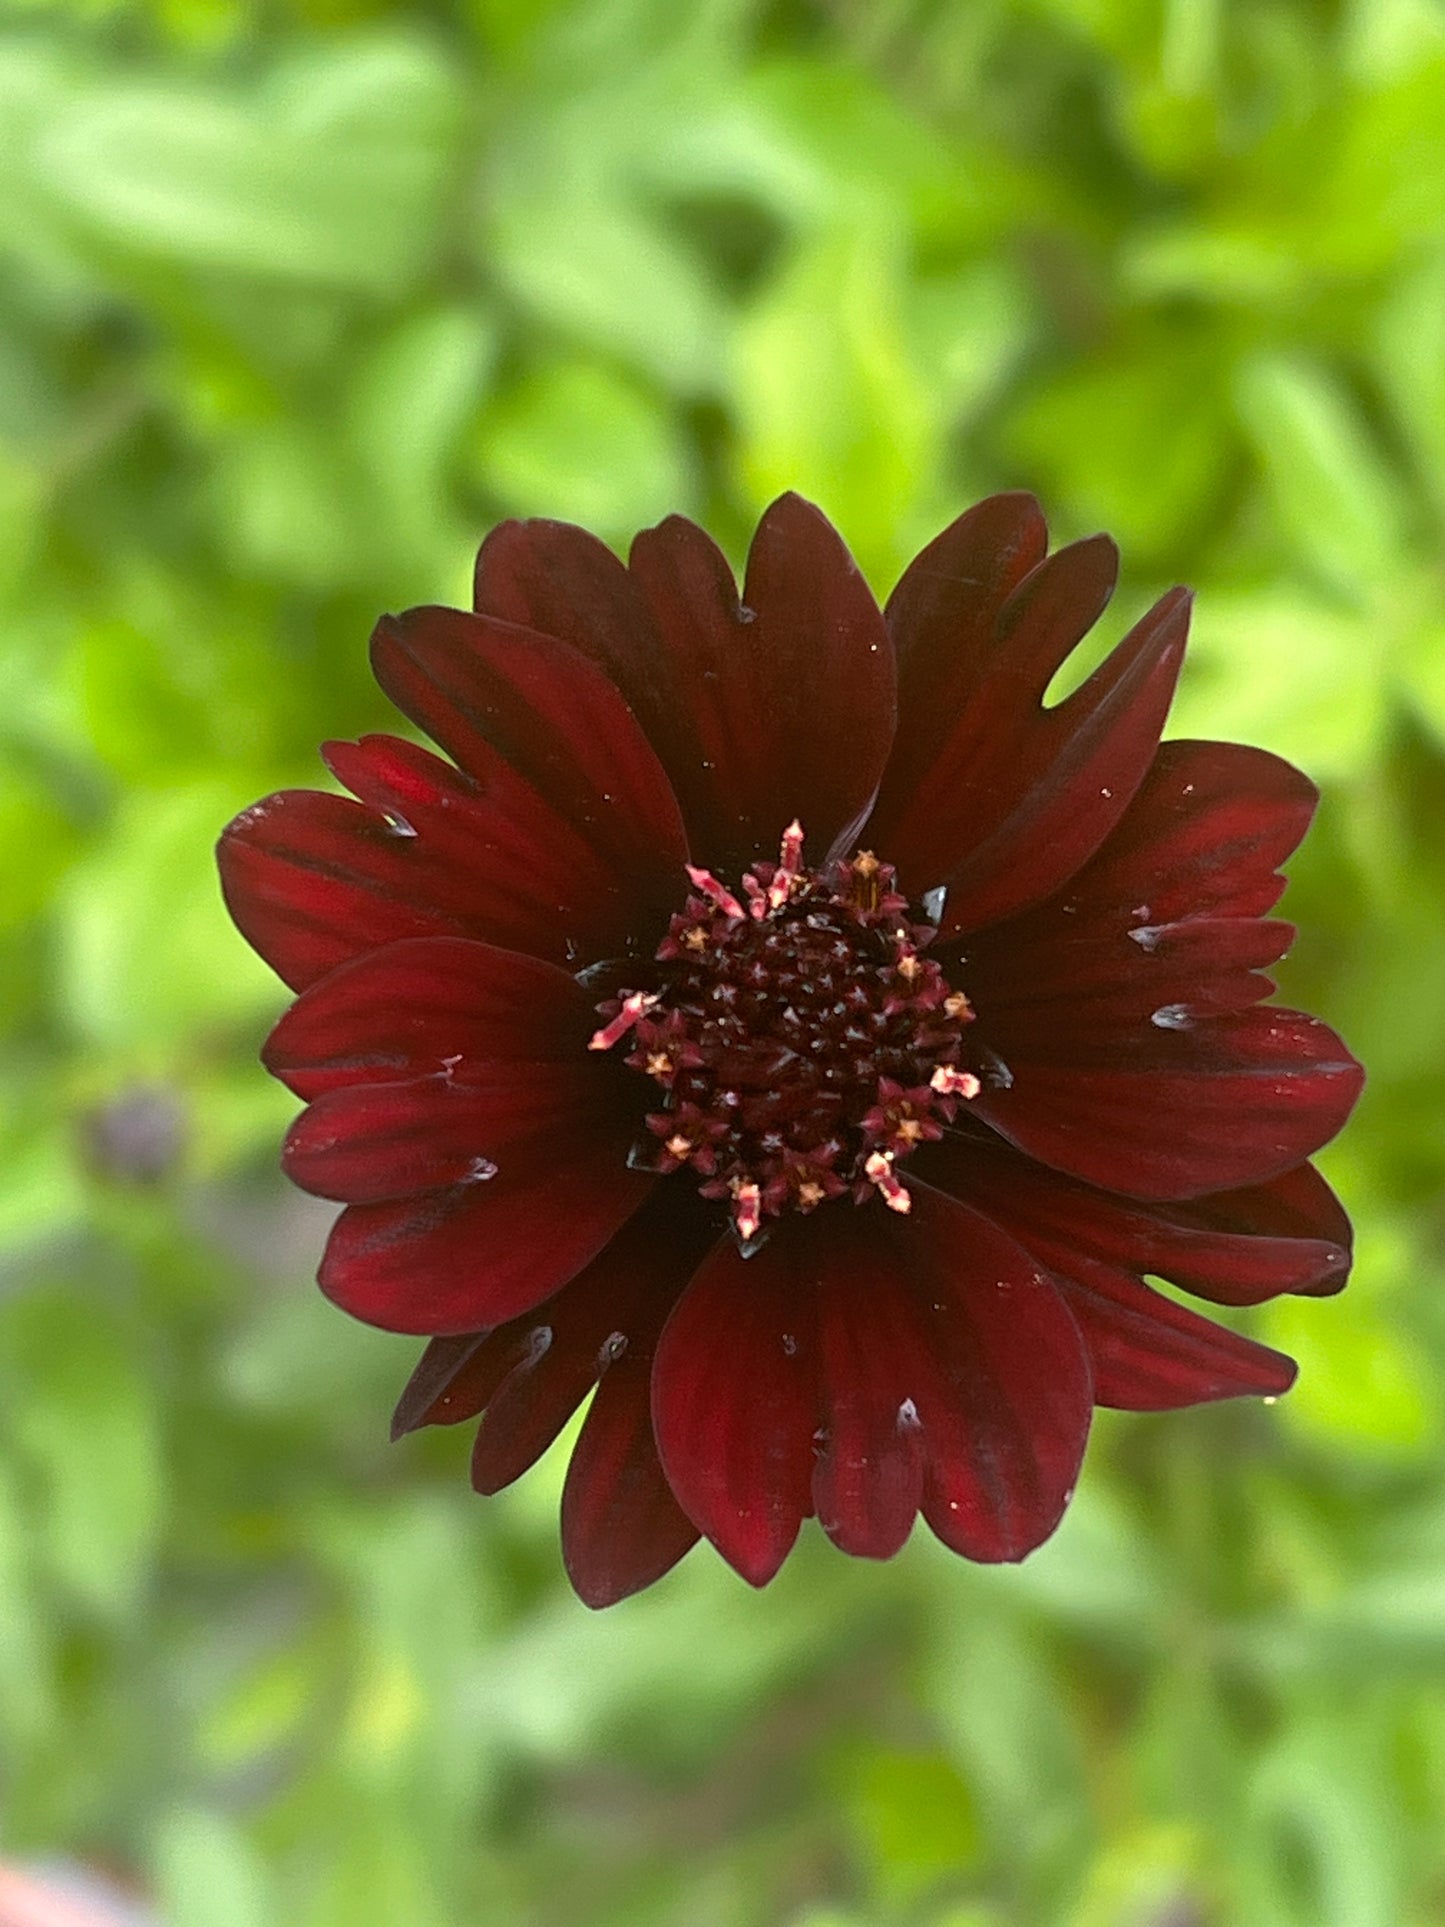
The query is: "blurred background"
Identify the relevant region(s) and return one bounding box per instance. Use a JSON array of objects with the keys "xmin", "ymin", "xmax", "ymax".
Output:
[{"xmin": 1, "ymin": 0, "xmax": 1443, "ymax": 1922}]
